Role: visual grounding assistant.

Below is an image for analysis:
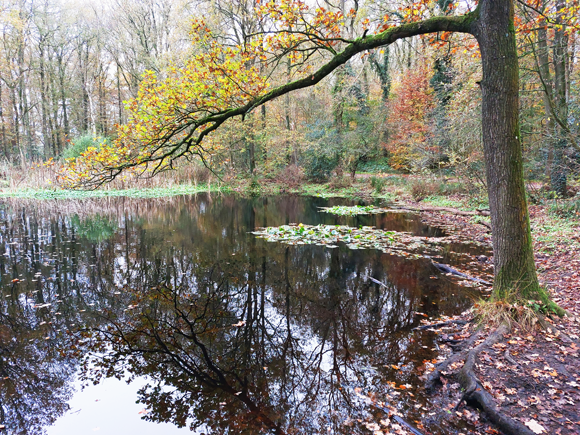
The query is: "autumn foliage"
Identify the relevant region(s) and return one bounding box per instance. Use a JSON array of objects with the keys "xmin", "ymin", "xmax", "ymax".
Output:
[{"xmin": 384, "ymin": 66, "xmax": 435, "ymax": 172}]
